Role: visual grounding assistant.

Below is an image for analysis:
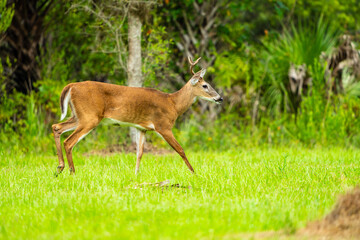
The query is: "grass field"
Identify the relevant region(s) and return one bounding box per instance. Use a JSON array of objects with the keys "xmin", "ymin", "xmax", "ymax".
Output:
[{"xmin": 0, "ymin": 147, "xmax": 359, "ymax": 239}]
